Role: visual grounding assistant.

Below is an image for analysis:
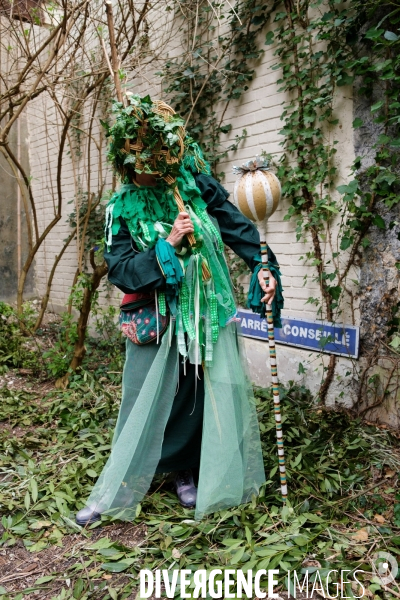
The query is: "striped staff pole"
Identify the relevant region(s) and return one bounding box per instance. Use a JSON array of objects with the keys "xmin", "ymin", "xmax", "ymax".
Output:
[
  {"xmin": 259, "ymin": 227, "xmax": 287, "ymax": 503},
  {"xmin": 232, "ymin": 156, "xmax": 287, "ymax": 502}
]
